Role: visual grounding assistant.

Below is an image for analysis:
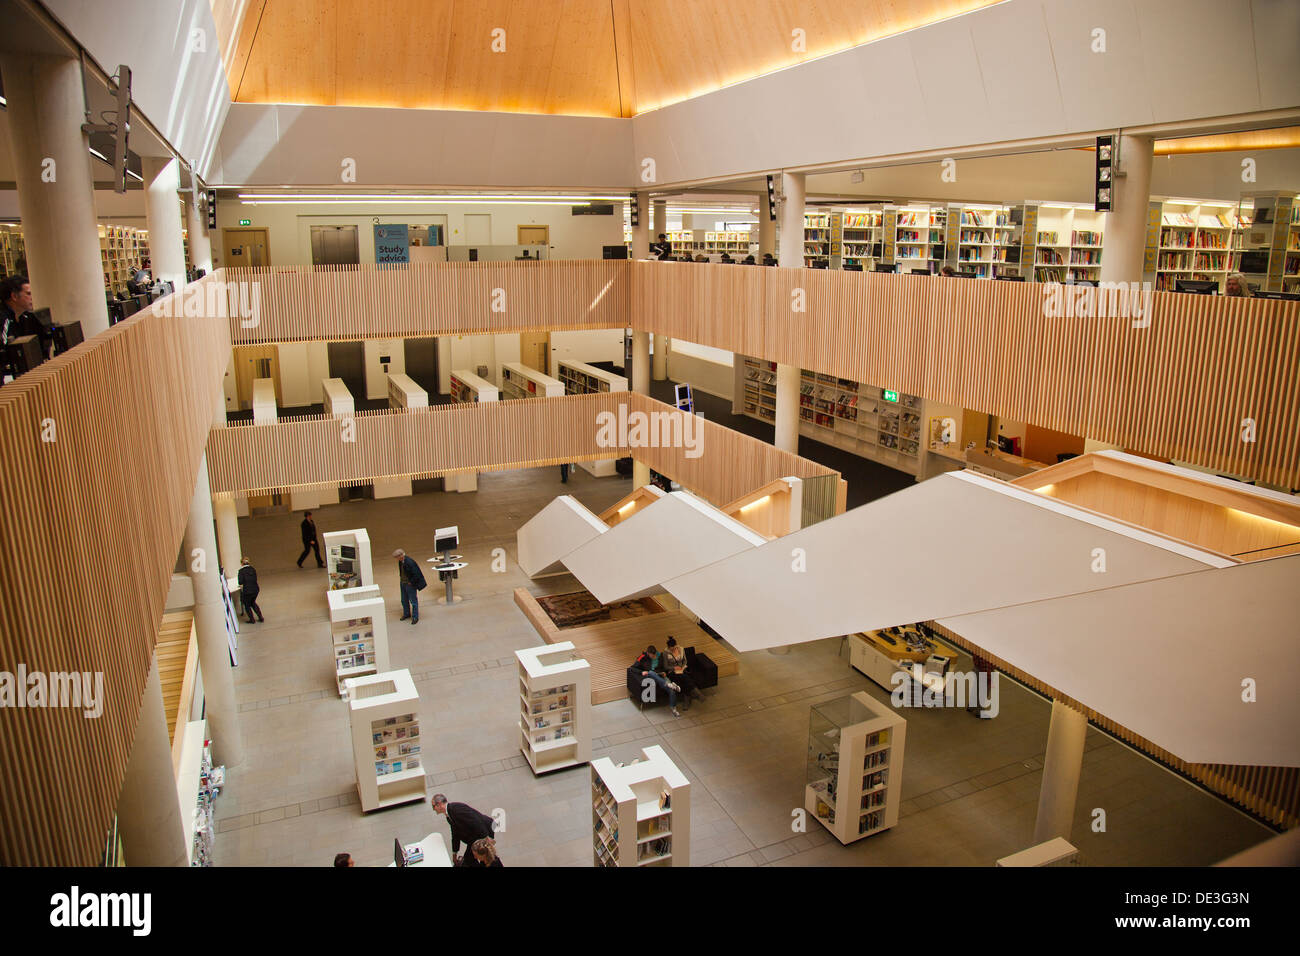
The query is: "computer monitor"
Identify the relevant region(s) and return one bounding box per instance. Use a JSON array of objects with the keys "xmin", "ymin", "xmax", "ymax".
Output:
[
  {"xmin": 337, "ymin": 559, "xmax": 354, "ymax": 574},
  {"xmin": 31, "ymin": 307, "xmax": 53, "ymax": 331},
  {"xmin": 873, "ymin": 263, "xmax": 897, "ymax": 273},
  {"xmin": 340, "ymin": 545, "xmax": 356, "ymax": 559},
  {"xmin": 994, "ymin": 274, "xmax": 1026, "ymax": 281},
  {"xmin": 909, "ymin": 268, "xmax": 931, "ymax": 275},
  {"xmin": 434, "ymin": 526, "xmax": 459, "ymax": 554},
  {"xmin": 1259, "ymin": 291, "xmax": 1300, "ymax": 301},
  {"xmin": 1069, "ymin": 279, "xmax": 1096, "ymax": 287},
  {"xmin": 1174, "ymin": 279, "xmax": 1218, "ymax": 295},
  {"xmin": 602, "ymin": 245, "xmax": 629, "ymax": 260},
  {"xmin": 957, "ymin": 270, "xmax": 978, "ymax": 278},
  {"xmin": 842, "ymin": 262, "xmax": 863, "ymax": 272},
  {"xmin": 1237, "ymin": 250, "xmax": 1269, "ymax": 274},
  {"xmin": 1004, "ymin": 247, "xmax": 1021, "ymax": 264},
  {"xmin": 997, "ymin": 435, "xmax": 1016, "ymax": 455},
  {"xmin": 121, "ymin": 297, "xmax": 142, "ymax": 319}
]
